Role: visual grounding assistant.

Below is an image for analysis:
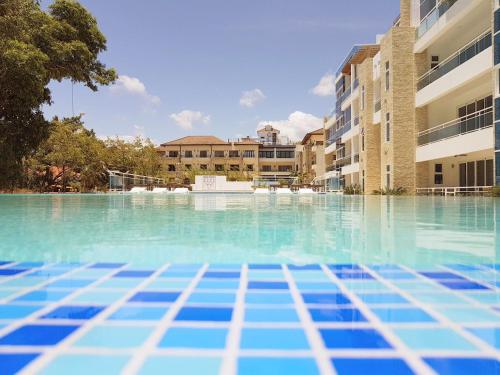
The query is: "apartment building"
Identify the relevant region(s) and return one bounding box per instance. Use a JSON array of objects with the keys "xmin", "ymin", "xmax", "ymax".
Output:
[
  {"xmin": 295, "ymin": 128, "xmax": 325, "ymax": 184},
  {"xmin": 320, "ymin": 0, "xmax": 498, "ymax": 193},
  {"xmin": 158, "ymin": 126, "xmax": 296, "ymax": 183}
]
